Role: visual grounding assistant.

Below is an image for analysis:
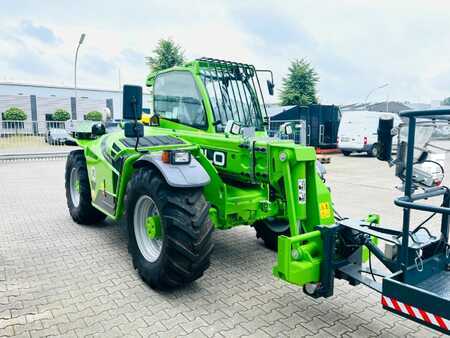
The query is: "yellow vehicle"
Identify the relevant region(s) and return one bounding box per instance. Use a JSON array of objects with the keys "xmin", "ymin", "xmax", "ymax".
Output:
[{"xmin": 140, "ymin": 112, "xmax": 151, "ymax": 125}]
